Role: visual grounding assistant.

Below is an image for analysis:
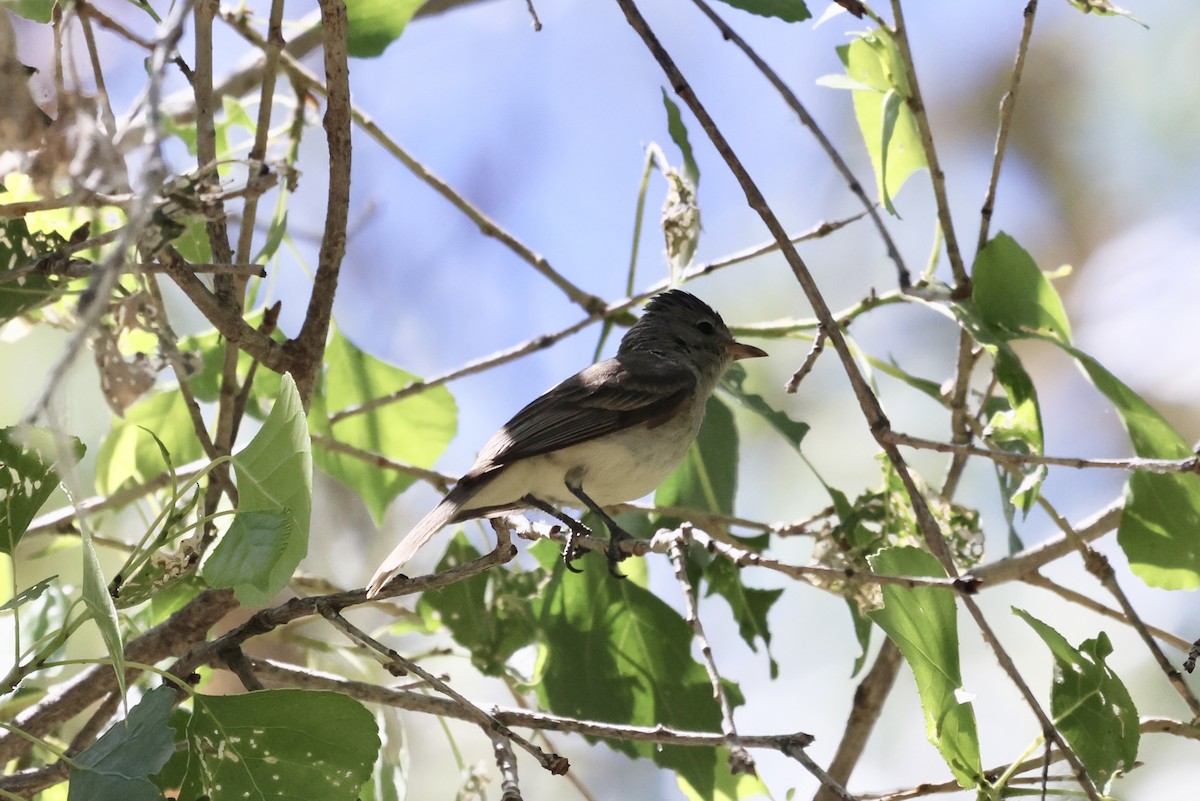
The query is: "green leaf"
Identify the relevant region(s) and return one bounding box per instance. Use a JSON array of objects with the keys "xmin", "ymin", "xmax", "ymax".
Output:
[
  {"xmin": 867, "ymin": 547, "xmax": 982, "ymax": 789},
  {"xmin": 677, "ymin": 754, "xmax": 772, "ymax": 800},
  {"xmin": 712, "ymin": 0, "xmax": 810, "ymax": 23},
  {"xmin": 179, "ymin": 690, "xmax": 379, "ymax": 800},
  {"xmin": 95, "ymin": 390, "xmax": 203, "ymax": 495},
  {"xmin": 202, "ymin": 509, "xmax": 295, "ymax": 599},
  {"xmin": 177, "ymin": 309, "xmax": 283, "ymax": 420},
  {"xmin": 205, "ymin": 374, "xmax": 312, "ymax": 604},
  {"xmin": 0, "ymin": 216, "xmax": 65, "ymax": 320},
  {"xmin": 344, "ymin": 0, "xmax": 428, "ymax": 58},
  {"xmin": 0, "ymin": 575, "xmax": 55, "ymax": 612},
  {"xmin": 1070, "ymin": 349, "xmax": 1200, "ymax": 589},
  {"xmin": 720, "ymin": 365, "xmax": 809, "ymax": 454},
  {"xmin": 3, "ymin": 0, "xmax": 55, "ymax": 22},
  {"xmin": 943, "ymin": 302, "xmax": 1045, "ymax": 510},
  {"xmin": 655, "ymin": 396, "xmax": 738, "ymax": 524},
  {"xmin": 705, "ymin": 558, "xmax": 782, "ymax": 678},
  {"xmin": 662, "ymin": 89, "xmax": 699, "ymax": 188},
  {"xmin": 0, "ymin": 426, "xmax": 84, "ymax": 554},
  {"xmin": 530, "ymin": 542, "xmax": 739, "ymax": 798},
  {"xmin": 836, "ymin": 29, "xmax": 926, "ymax": 215},
  {"xmin": 310, "ymin": 329, "xmax": 456, "ymax": 524},
  {"xmin": 973, "ymin": 233, "xmax": 1072, "ymax": 344},
  {"xmin": 68, "ymin": 686, "xmax": 177, "ymax": 801},
  {"xmin": 1013, "ymin": 609, "xmax": 1139, "ymax": 788},
  {"xmin": 416, "ymin": 534, "xmax": 539, "ymax": 676}
]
